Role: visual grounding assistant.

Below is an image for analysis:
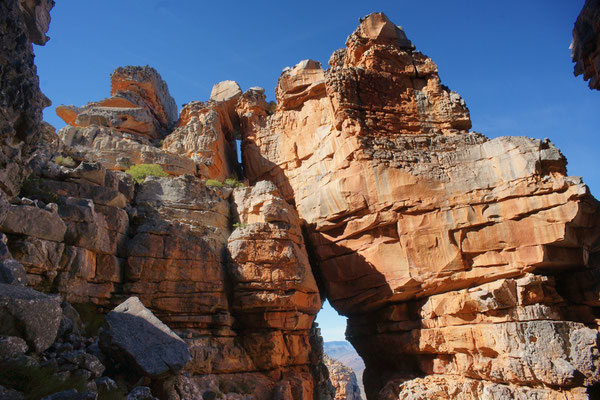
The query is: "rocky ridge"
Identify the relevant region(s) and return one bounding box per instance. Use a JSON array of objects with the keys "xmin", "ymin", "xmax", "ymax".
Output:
[{"xmin": 0, "ymin": 3, "xmax": 599, "ymax": 400}]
